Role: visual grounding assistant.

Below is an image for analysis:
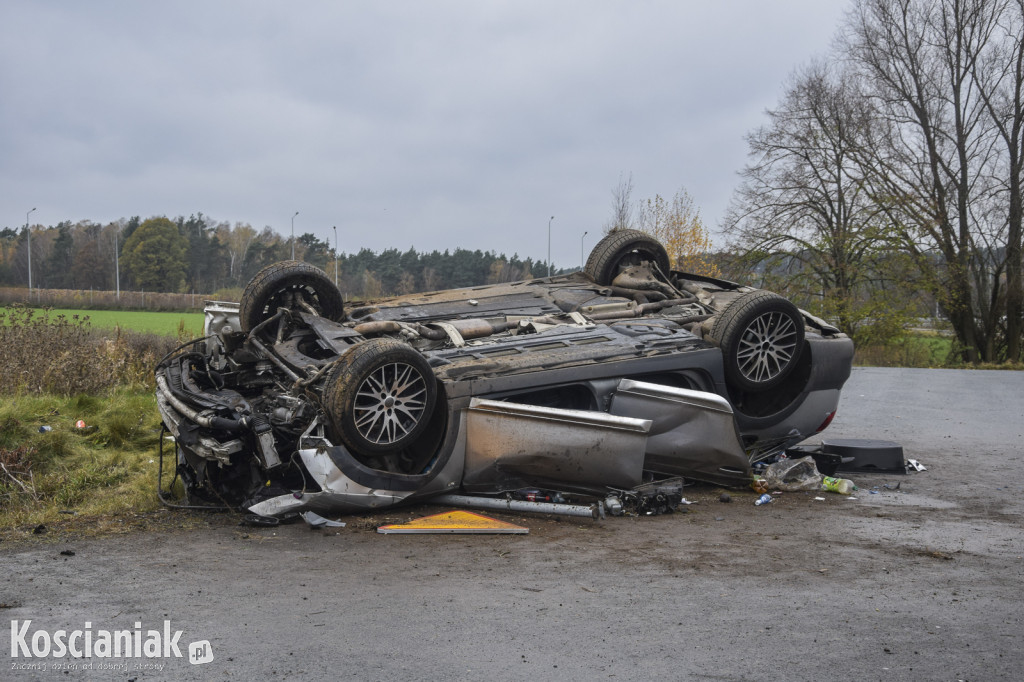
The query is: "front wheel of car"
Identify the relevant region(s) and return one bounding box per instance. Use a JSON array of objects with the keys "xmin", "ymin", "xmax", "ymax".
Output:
[
  {"xmin": 322, "ymin": 338, "xmax": 438, "ymax": 456},
  {"xmin": 708, "ymin": 290, "xmax": 805, "ymax": 392},
  {"xmin": 584, "ymin": 229, "xmax": 671, "ymax": 285},
  {"xmin": 239, "ymin": 260, "xmax": 345, "ymax": 333}
]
